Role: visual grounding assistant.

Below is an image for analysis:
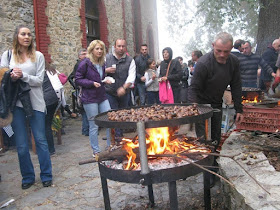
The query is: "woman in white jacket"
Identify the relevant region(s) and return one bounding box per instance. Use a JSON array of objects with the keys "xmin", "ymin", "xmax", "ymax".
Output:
[{"xmin": 0, "ymin": 25, "xmax": 52, "ymax": 189}]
